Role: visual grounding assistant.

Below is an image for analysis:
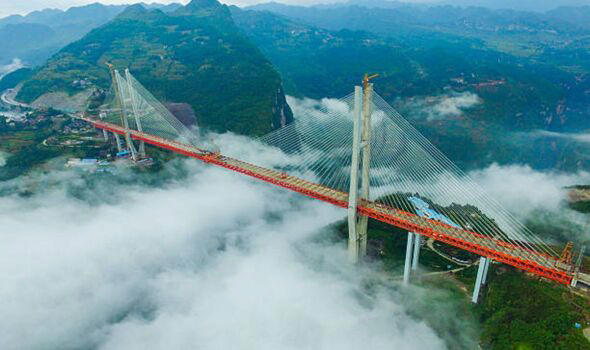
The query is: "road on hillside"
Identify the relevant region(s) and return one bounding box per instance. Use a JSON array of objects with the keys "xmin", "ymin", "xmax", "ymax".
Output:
[{"xmin": 1, "ymin": 89, "xmax": 29, "ymax": 108}]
